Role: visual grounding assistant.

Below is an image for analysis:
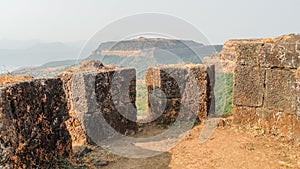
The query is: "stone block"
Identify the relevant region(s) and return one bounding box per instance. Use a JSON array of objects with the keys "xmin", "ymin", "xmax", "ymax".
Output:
[
  {"xmin": 260, "ymin": 43, "xmax": 299, "ymax": 69},
  {"xmin": 231, "ymin": 38, "xmax": 300, "ymax": 140},
  {"xmin": 265, "ymin": 69, "xmax": 297, "ymax": 112},
  {"xmin": 95, "ymin": 68, "xmax": 137, "ymax": 131},
  {"xmin": 70, "ymin": 68, "xmax": 137, "ymax": 144},
  {"xmin": 61, "ymin": 72, "xmax": 87, "ymax": 146},
  {"xmin": 235, "ymin": 43, "xmax": 263, "ymax": 67},
  {"xmin": 146, "ymin": 64, "xmax": 214, "ymax": 125},
  {"xmin": 233, "ymin": 66, "xmax": 265, "ymax": 107},
  {"xmin": 232, "ymin": 105, "xmax": 258, "ymax": 126},
  {"xmin": 256, "ymin": 108, "xmax": 298, "ymax": 137},
  {"xmin": 296, "ymin": 67, "xmax": 300, "ymax": 118},
  {"xmin": 0, "ymin": 79, "xmax": 71, "ymax": 168}
]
